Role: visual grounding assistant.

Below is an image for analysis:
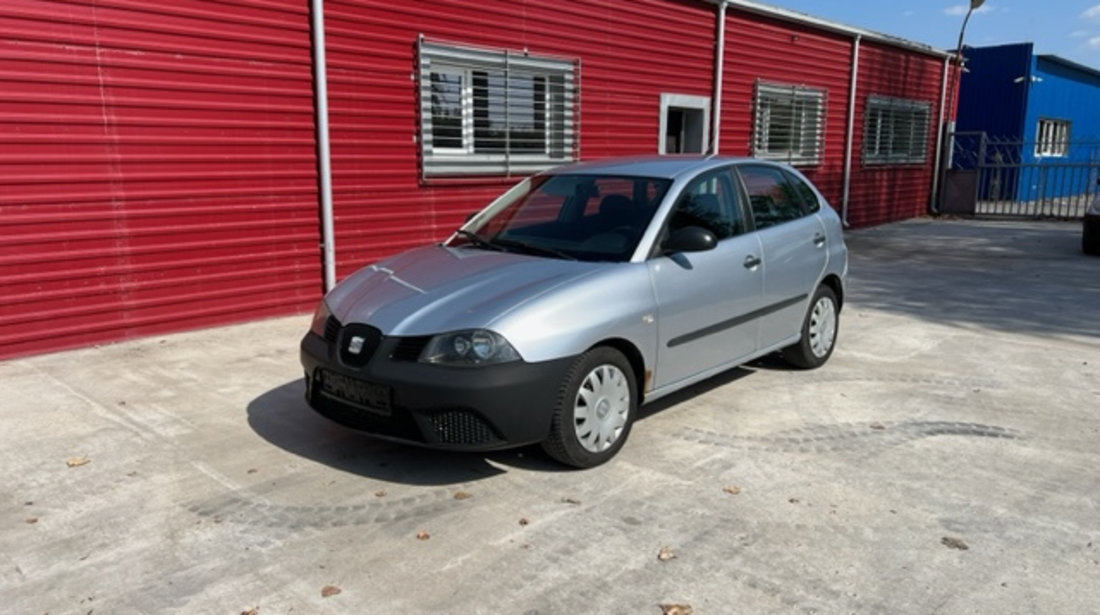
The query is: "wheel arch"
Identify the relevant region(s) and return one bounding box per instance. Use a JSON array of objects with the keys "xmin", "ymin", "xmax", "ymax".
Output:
[
  {"xmin": 588, "ymin": 337, "xmax": 647, "ymax": 403},
  {"xmin": 820, "ymin": 273, "xmax": 844, "ymax": 310}
]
